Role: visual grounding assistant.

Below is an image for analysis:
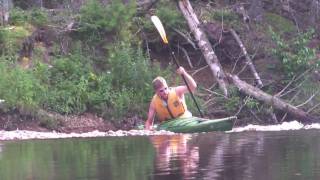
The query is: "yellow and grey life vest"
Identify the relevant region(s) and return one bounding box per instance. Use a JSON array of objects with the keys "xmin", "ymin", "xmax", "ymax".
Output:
[{"xmin": 151, "ymin": 88, "xmax": 189, "ymax": 122}]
